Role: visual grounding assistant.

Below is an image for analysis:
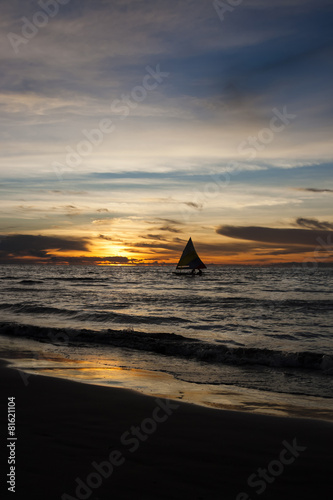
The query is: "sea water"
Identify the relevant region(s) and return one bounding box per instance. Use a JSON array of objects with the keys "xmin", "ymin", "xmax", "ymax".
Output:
[{"xmin": 0, "ymin": 265, "xmax": 332, "ymax": 418}]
